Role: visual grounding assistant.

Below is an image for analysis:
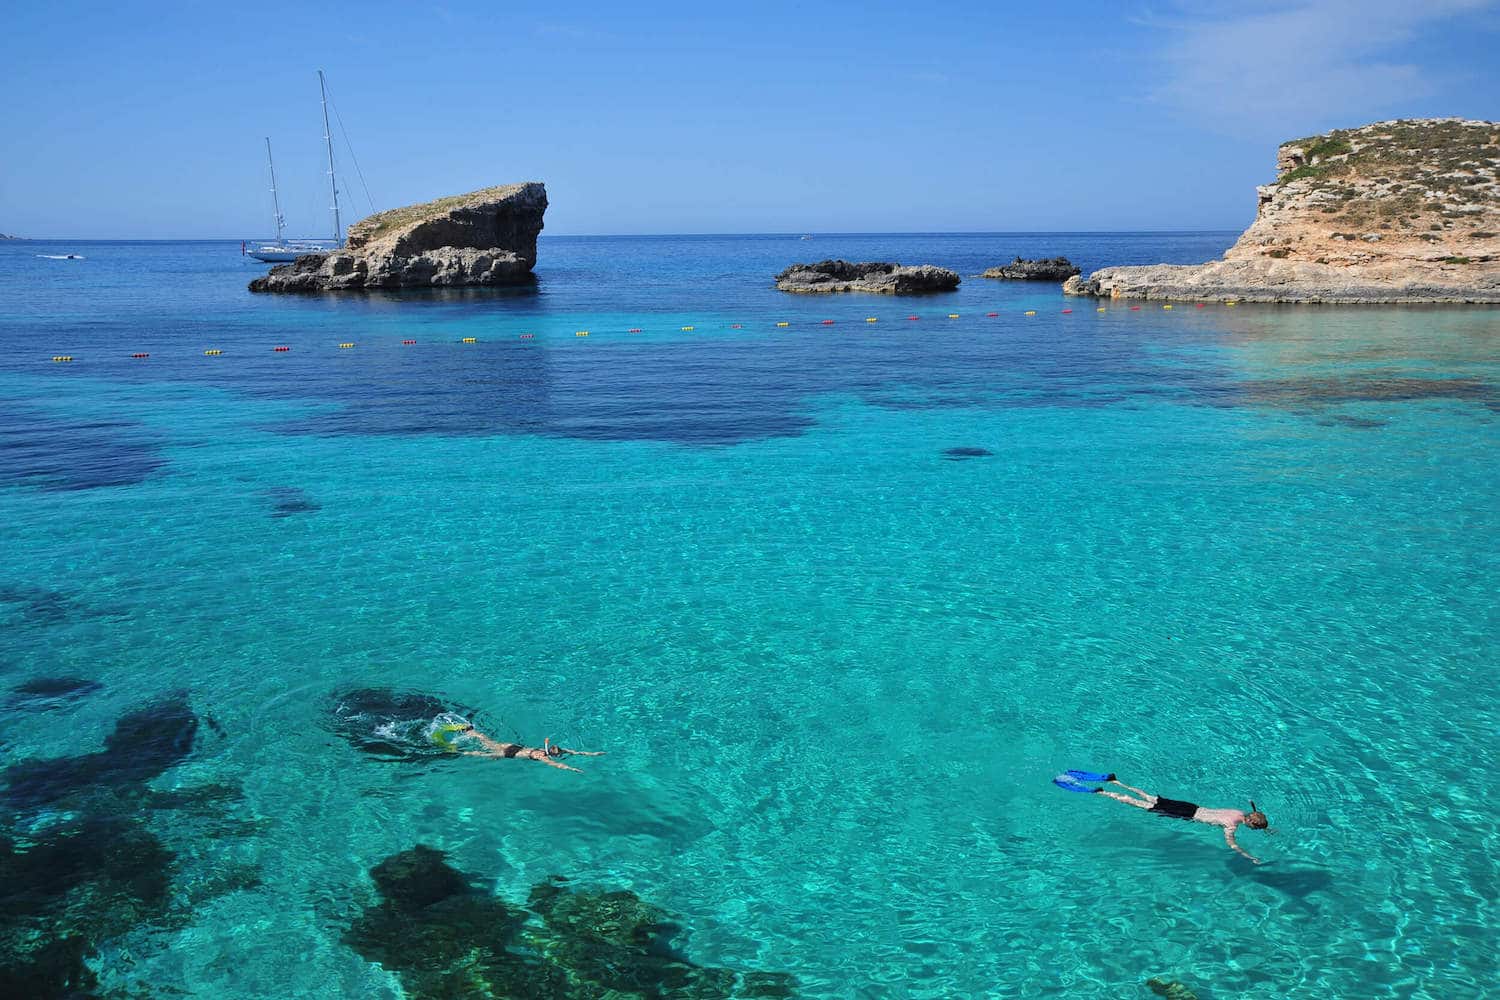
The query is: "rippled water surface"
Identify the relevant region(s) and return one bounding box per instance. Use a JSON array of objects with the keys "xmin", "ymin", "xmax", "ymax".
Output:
[{"xmin": 1, "ymin": 235, "xmax": 1497, "ymax": 998}]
